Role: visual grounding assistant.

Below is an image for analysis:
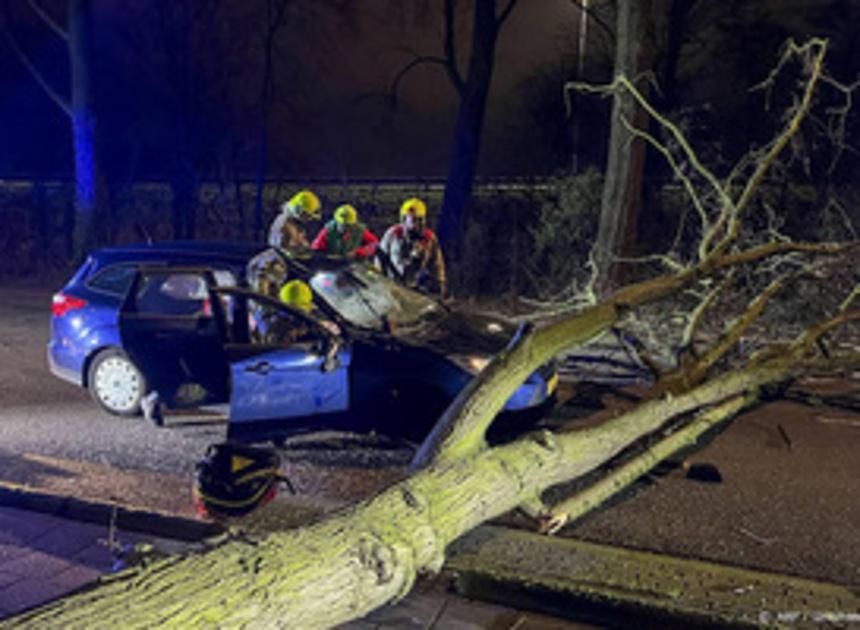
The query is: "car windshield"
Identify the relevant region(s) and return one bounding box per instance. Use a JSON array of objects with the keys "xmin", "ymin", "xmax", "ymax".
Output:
[{"xmin": 309, "ymin": 265, "xmax": 441, "ymax": 330}]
